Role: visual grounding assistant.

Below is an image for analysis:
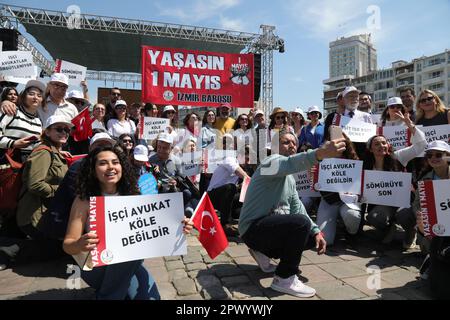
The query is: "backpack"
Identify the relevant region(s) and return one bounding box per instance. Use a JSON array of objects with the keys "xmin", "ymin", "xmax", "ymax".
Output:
[{"xmin": 0, "ymin": 145, "xmax": 53, "ymax": 214}]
